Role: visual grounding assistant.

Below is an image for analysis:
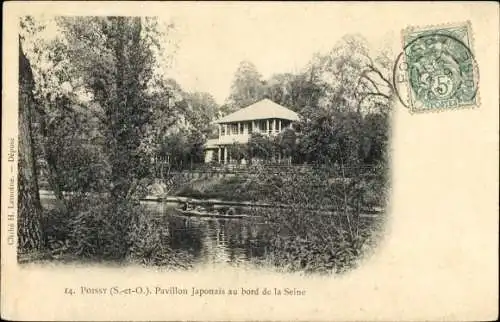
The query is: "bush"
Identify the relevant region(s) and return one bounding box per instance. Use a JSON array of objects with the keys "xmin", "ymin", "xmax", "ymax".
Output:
[
  {"xmin": 127, "ymin": 212, "xmax": 194, "ymax": 268},
  {"xmin": 127, "ymin": 211, "xmax": 171, "ymax": 265},
  {"xmin": 39, "ymin": 195, "xmax": 195, "ymax": 267},
  {"xmin": 66, "ymin": 197, "xmax": 135, "ymax": 260},
  {"xmin": 257, "ymin": 207, "xmax": 383, "ymax": 274},
  {"xmin": 175, "ymin": 175, "xmax": 257, "ymax": 202},
  {"xmin": 247, "ymin": 167, "xmax": 387, "ymax": 274},
  {"xmin": 41, "ymin": 204, "xmax": 73, "ymax": 252}
]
